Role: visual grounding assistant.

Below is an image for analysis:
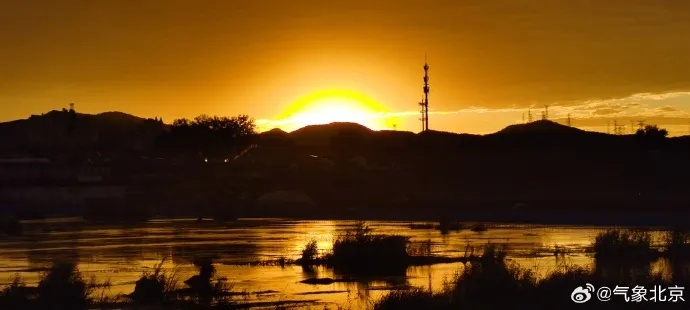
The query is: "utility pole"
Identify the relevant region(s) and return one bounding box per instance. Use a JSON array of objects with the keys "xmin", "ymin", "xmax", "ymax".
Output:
[
  {"xmin": 567, "ymin": 114, "xmax": 571, "ymax": 127},
  {"xmin": 614, "ymin": 120, "xmax": 619, "ymax": 135},
  {"xmin": 613, "ymin": 120, "xmax": 625, "ymax": 135},
  {"xmin": 545, "ymin": 105, "xmax": 549, "ymax": 120},
  {"xmin": 528, "ymin": 108, "xmax": 533, "ymax": 123}
]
